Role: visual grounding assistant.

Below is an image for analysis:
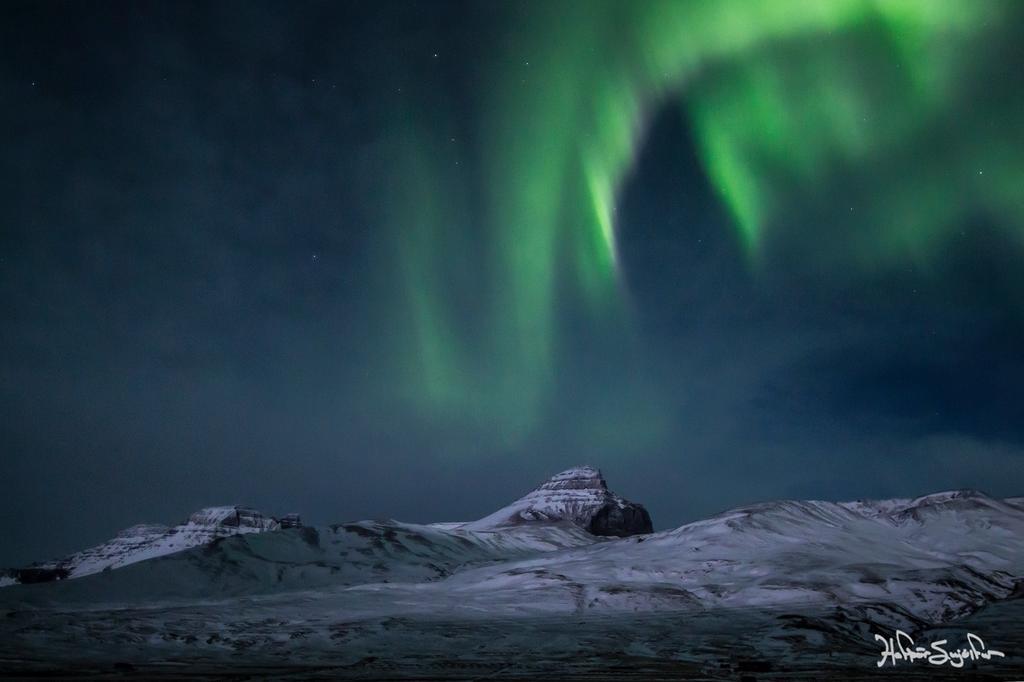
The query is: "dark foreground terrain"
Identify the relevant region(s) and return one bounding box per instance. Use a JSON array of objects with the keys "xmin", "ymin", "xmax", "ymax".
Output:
[{"xmin": 2, "ymin": 598, "xmax": 1023, "ymax": 680}]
